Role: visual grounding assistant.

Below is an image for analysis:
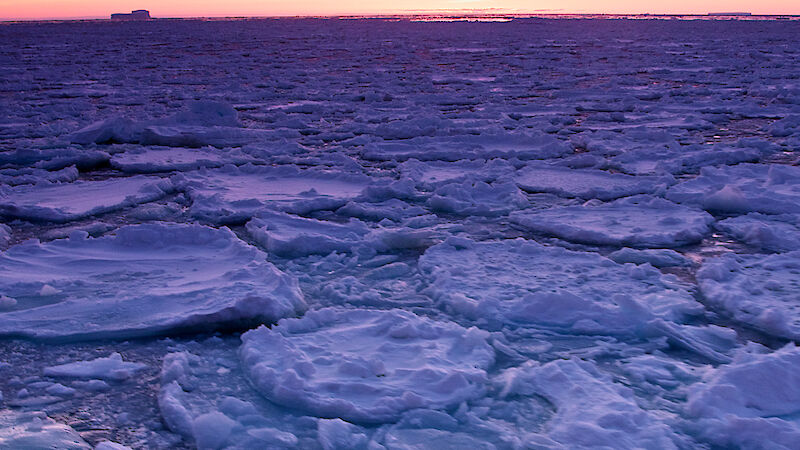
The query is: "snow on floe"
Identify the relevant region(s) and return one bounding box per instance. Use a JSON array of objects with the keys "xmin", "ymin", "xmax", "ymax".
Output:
[
  {"xmin": 0, "ymin": 147, "xmax": 109, "ymax": 171},
  {"xmin": 666, "ymin": 163, "xmax": 800, "ymax": 214},
  {"xmin": 419, "ymin": 238, "xmax": 703, "ymax": 334},
  {"xmin": 685, "ymin": 344, "xmax": 800, "ymax": 448},
  {"xmin": 429, "ymin": 181, "xmax": 529, "ymax": 217},
  {"xmin": 70, "ymin": 101, "xmax": 265, "ymax": 148},
  {"xmin": 0, "ymin": 176, "xmax": 176, "ymax": 223},
  {"xmin": 698, "ymin": 251, "xmax": 800, "ymax": 339},
  {"xmin": 0, "ymin": 223, "xmax": 305, "ymax": 341},
  {"xmin": 185, "ymin": 165, "xmax": 373, "ymax": 224},
  {"xmin": 239, "ymin": 308, "xmax": 494, "ymax": 423},
  {"xmin": 110, "ymin": 146, "xmax": 255, "ymax": 173},
  {"xmin": 608, "ymin": 248, "xmax": 691, "ymax": 268},
  {"xmin": 43, "ymin": 353, "xmax": 146, "ymax": 381},
  {"xmin": 361, "ymin": 132, "xmax": 571, "ymax": 162},
  {"xmin": 398, "ymin": 158, "xmax": 516, "ymax": 189},
  {"xmin": 246, "ymin": 210, "xmax": 434, "ymax": 258},
  {"xmin": 159, "ymin": 348, "xmax": 314, "ymax": 449},
  {"xmin": 715, "ymin": 213, "xmax": 800, "ymax": 253},
  {"xmin": 0, "ymin": 410, "xmax": 91, "ymax": 449},
  {"xmin": 496, "ymin": 359, "xmax": 685, "ymax": 448},
  {"xmin": 0, "ymin": 223, "xmax": 10, "ymax": 247},
  {"xmin": 509, "ymin": 196, "xmax": 713, "ymax": 248},
  {"xmin": 515, "ymin": 165, "xmax": 675, "ymax": 200}
]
